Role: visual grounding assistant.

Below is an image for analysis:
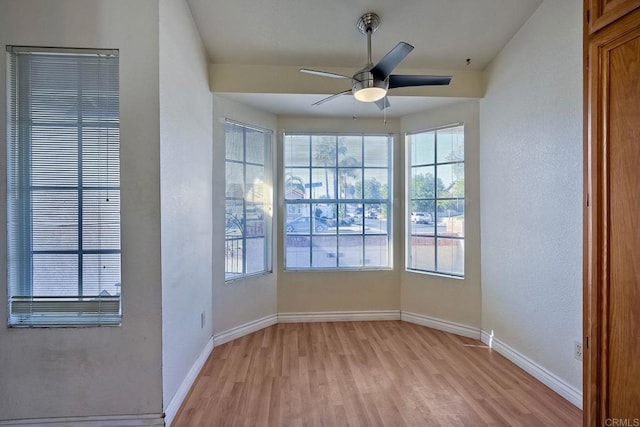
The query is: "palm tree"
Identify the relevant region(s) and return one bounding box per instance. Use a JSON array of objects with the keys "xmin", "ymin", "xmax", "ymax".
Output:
[
  {"xmin": 338, "ymin": 156, "xmax": 359, "ymax": 199},
  {"xmin": 313, "ymin": 137, "xmax": 347, "ymax": 198}
]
